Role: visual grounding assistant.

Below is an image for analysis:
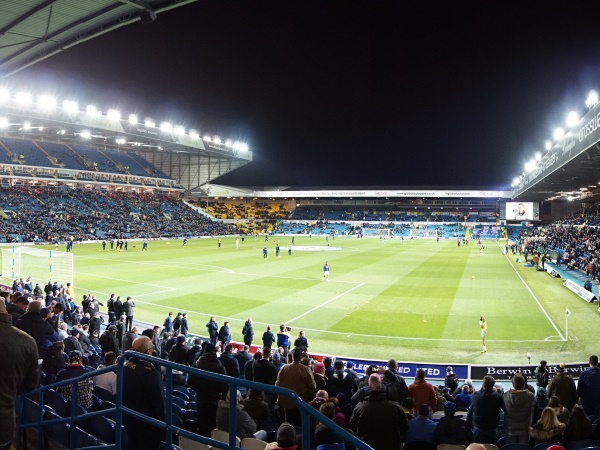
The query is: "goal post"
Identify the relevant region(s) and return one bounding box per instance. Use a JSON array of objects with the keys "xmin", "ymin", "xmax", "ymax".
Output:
[{"xmin": 1, "ymin": 246, "xmax": 74, "ymax": 286}]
